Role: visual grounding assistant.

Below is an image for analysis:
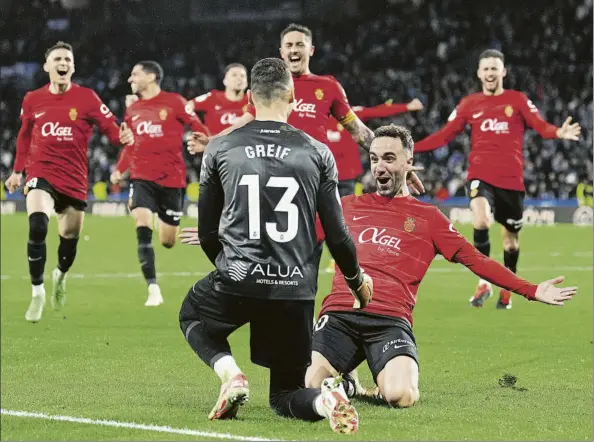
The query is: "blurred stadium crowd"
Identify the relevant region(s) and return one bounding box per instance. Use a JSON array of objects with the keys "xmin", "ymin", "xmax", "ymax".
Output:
[{"xmin": 1, "ymin": 0, "xmax": 592, "ymax": 200}]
